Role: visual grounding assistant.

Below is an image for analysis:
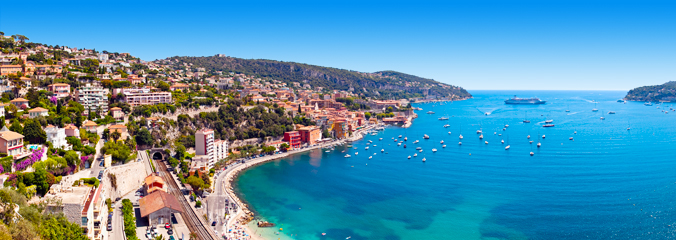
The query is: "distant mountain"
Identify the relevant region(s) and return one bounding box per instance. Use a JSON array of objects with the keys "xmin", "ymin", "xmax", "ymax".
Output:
[
  {"xmin": 625, "ymin": 81, "xmax": 676, "ymax": 102},
  {"xmin": 164, "ymin": 56, "xmax": 471, "ymax": 100}
]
